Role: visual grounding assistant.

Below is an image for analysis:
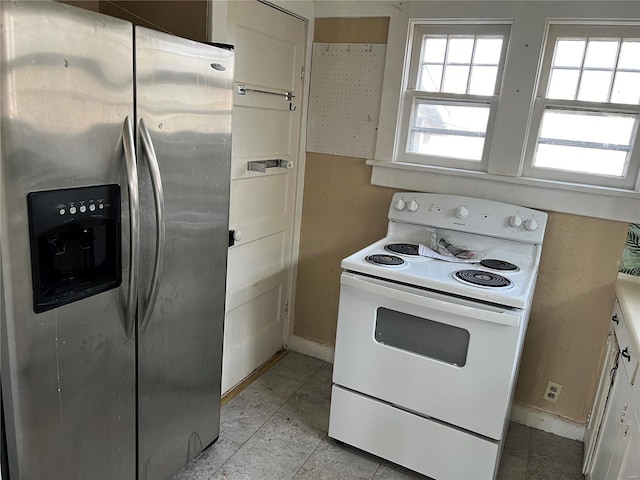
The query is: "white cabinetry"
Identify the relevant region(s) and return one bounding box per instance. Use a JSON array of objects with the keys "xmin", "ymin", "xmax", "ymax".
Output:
[{"xmin": 587, "ymin": 296, "xmax": 640, "ymax": 480}]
